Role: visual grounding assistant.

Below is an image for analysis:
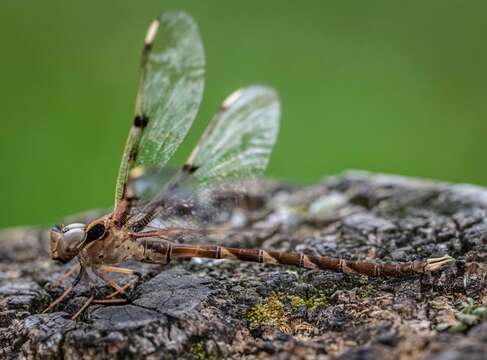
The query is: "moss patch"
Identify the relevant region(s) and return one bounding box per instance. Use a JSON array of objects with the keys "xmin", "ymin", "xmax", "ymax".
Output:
[
  {"xmin": 246, "ymin": 293, "xmax": 289, "ymax": 331},
  {"xmin": 287, "ymin": 293, "xmax": 327, "ymax": 311},
  {"xmin": 246, "ymin": 292, "xmax": 325, "ymax": 334},
  {"xmin": 189, "ymin": 342, "xmax": 220, "ymax": 360}
]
